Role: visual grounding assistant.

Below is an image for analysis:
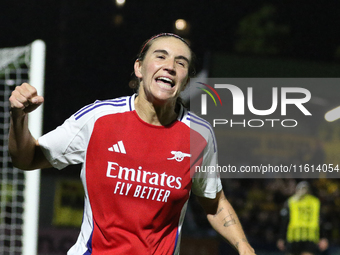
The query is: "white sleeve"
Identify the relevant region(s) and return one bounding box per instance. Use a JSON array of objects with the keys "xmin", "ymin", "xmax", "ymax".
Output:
[
  {"xmin": 191, "ymin": 122, "xmax": 222, "ymax": 199},
  {"xmin": 38, "ymin": 114, "xmax": 92, "ymax": 170},
  {"xmin": 38, "ymin": 96, "xmax": 133, "ymax": 170}
]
